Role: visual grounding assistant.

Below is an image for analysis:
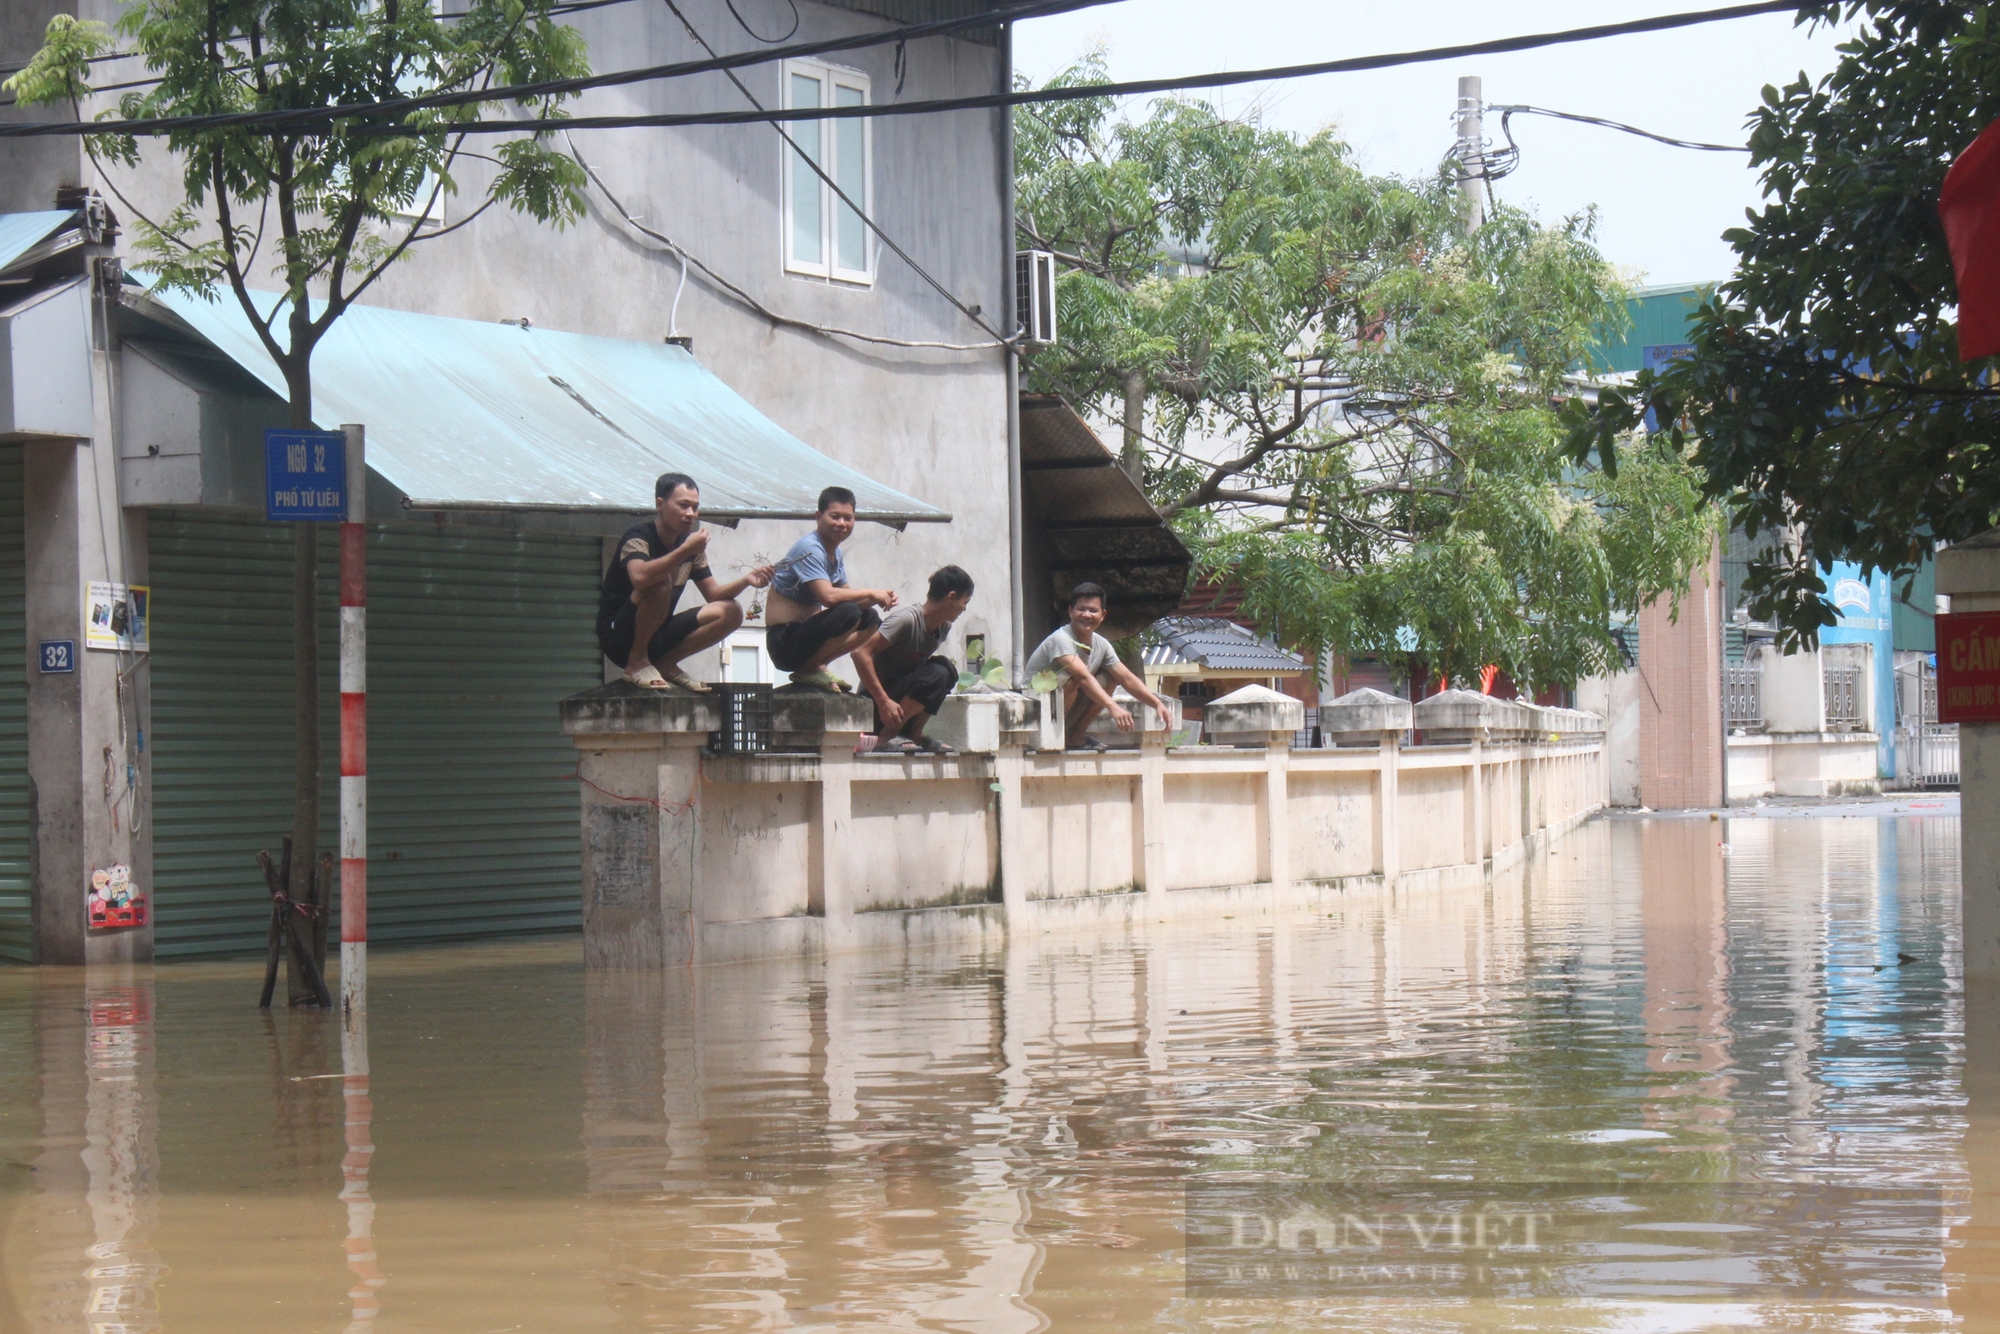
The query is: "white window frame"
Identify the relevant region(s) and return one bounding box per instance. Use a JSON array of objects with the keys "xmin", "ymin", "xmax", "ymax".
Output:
[{"xmin": 781, "ymin": 58, "xmax": 873, "ymax": 285}]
